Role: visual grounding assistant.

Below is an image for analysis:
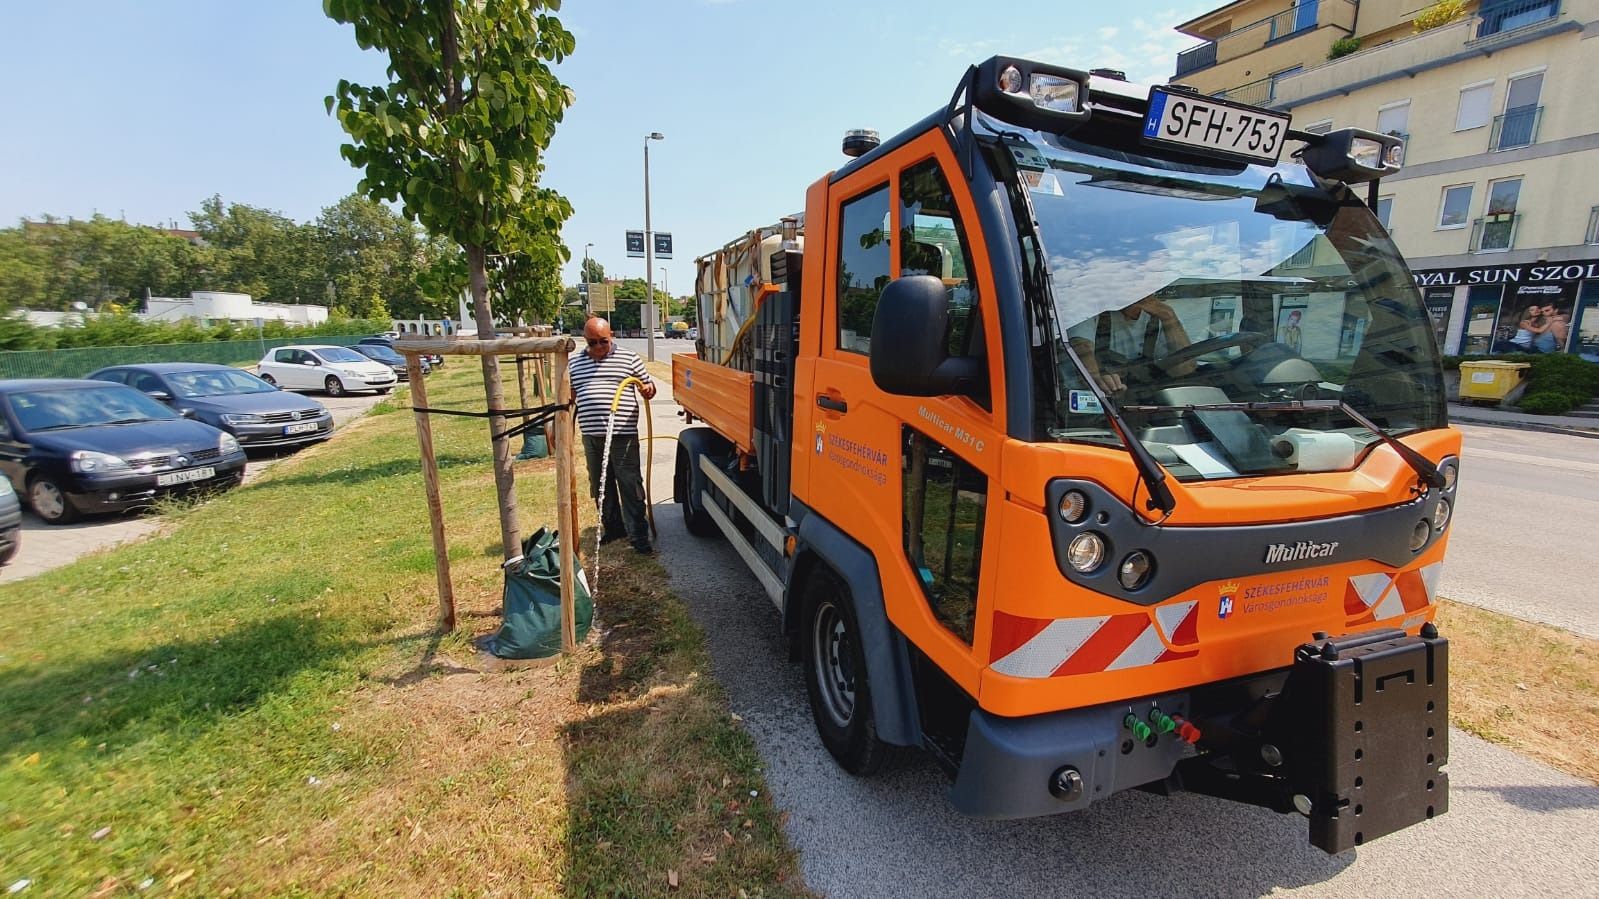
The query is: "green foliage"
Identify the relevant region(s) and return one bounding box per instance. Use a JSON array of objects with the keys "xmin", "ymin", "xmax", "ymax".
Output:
[
  {"xmin": 1413, "ymin": 0, "xmax": 1468, "ymax": 32},
  {"xmin": 581, "ymin": 257, "xmax": 605, "ymax": 284},
  {"xmin": 324, "ymin": 0, "xmax": 576, "ymax": 331},
  {"xmin": 0, "ymin": 312, "xmax": 394, "ymax": 352},
  {"xmin": 1517, "ymin": 392, "xmax": 1580, "ymax": 415},
  {"xmin": 315, "ymin": 194, "xmax": 425, "ymax": 318},
  {"xmin": 1328, "ymin": 36, "xmax": 1361, "ymax": 59}
]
